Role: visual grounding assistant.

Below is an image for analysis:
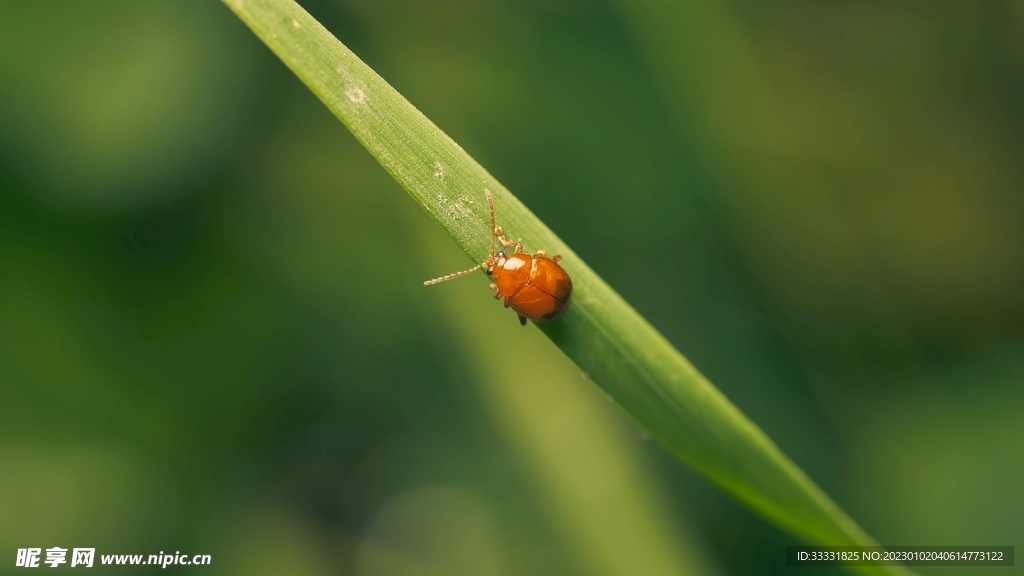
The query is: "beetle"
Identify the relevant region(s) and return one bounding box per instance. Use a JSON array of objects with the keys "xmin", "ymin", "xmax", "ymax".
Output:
[{"xmin": 424, "ymin": 189, "xmax": 572, "ymax": 326}]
